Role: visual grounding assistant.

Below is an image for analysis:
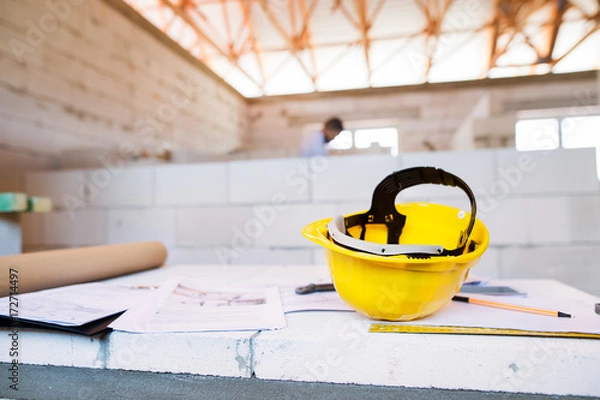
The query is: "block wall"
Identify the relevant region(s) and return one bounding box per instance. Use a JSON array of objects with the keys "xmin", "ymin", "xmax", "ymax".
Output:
[
  {"xmin": 245, "ymin": 72, "xmax": 599, "ymax": 158},
  {"xmin": 0, "ymin": 0, "xmax": 246, "ymax": 171},
  {"xmin": 18, "ymin": 148, "xmax": 600, "ymax": 296}
]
